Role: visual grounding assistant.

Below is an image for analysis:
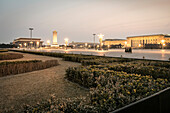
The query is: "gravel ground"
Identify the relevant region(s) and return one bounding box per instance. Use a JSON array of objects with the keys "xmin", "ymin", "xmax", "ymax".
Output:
[{"xmin": 0, "ymin": 52, "xmax": 88, "ymax": 112}]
